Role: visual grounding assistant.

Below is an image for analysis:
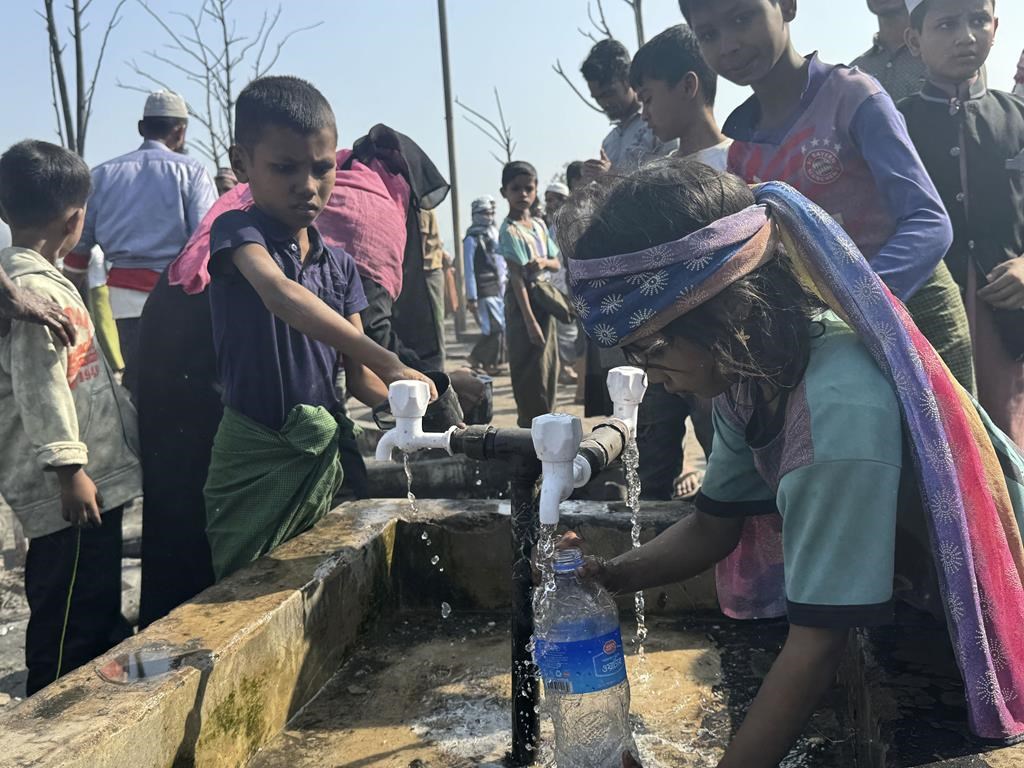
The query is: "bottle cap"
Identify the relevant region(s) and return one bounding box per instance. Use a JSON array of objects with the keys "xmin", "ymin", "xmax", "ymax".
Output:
[{"xmin": 553, "ymin": 547, "xmax": 584, "ymax": 573}]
